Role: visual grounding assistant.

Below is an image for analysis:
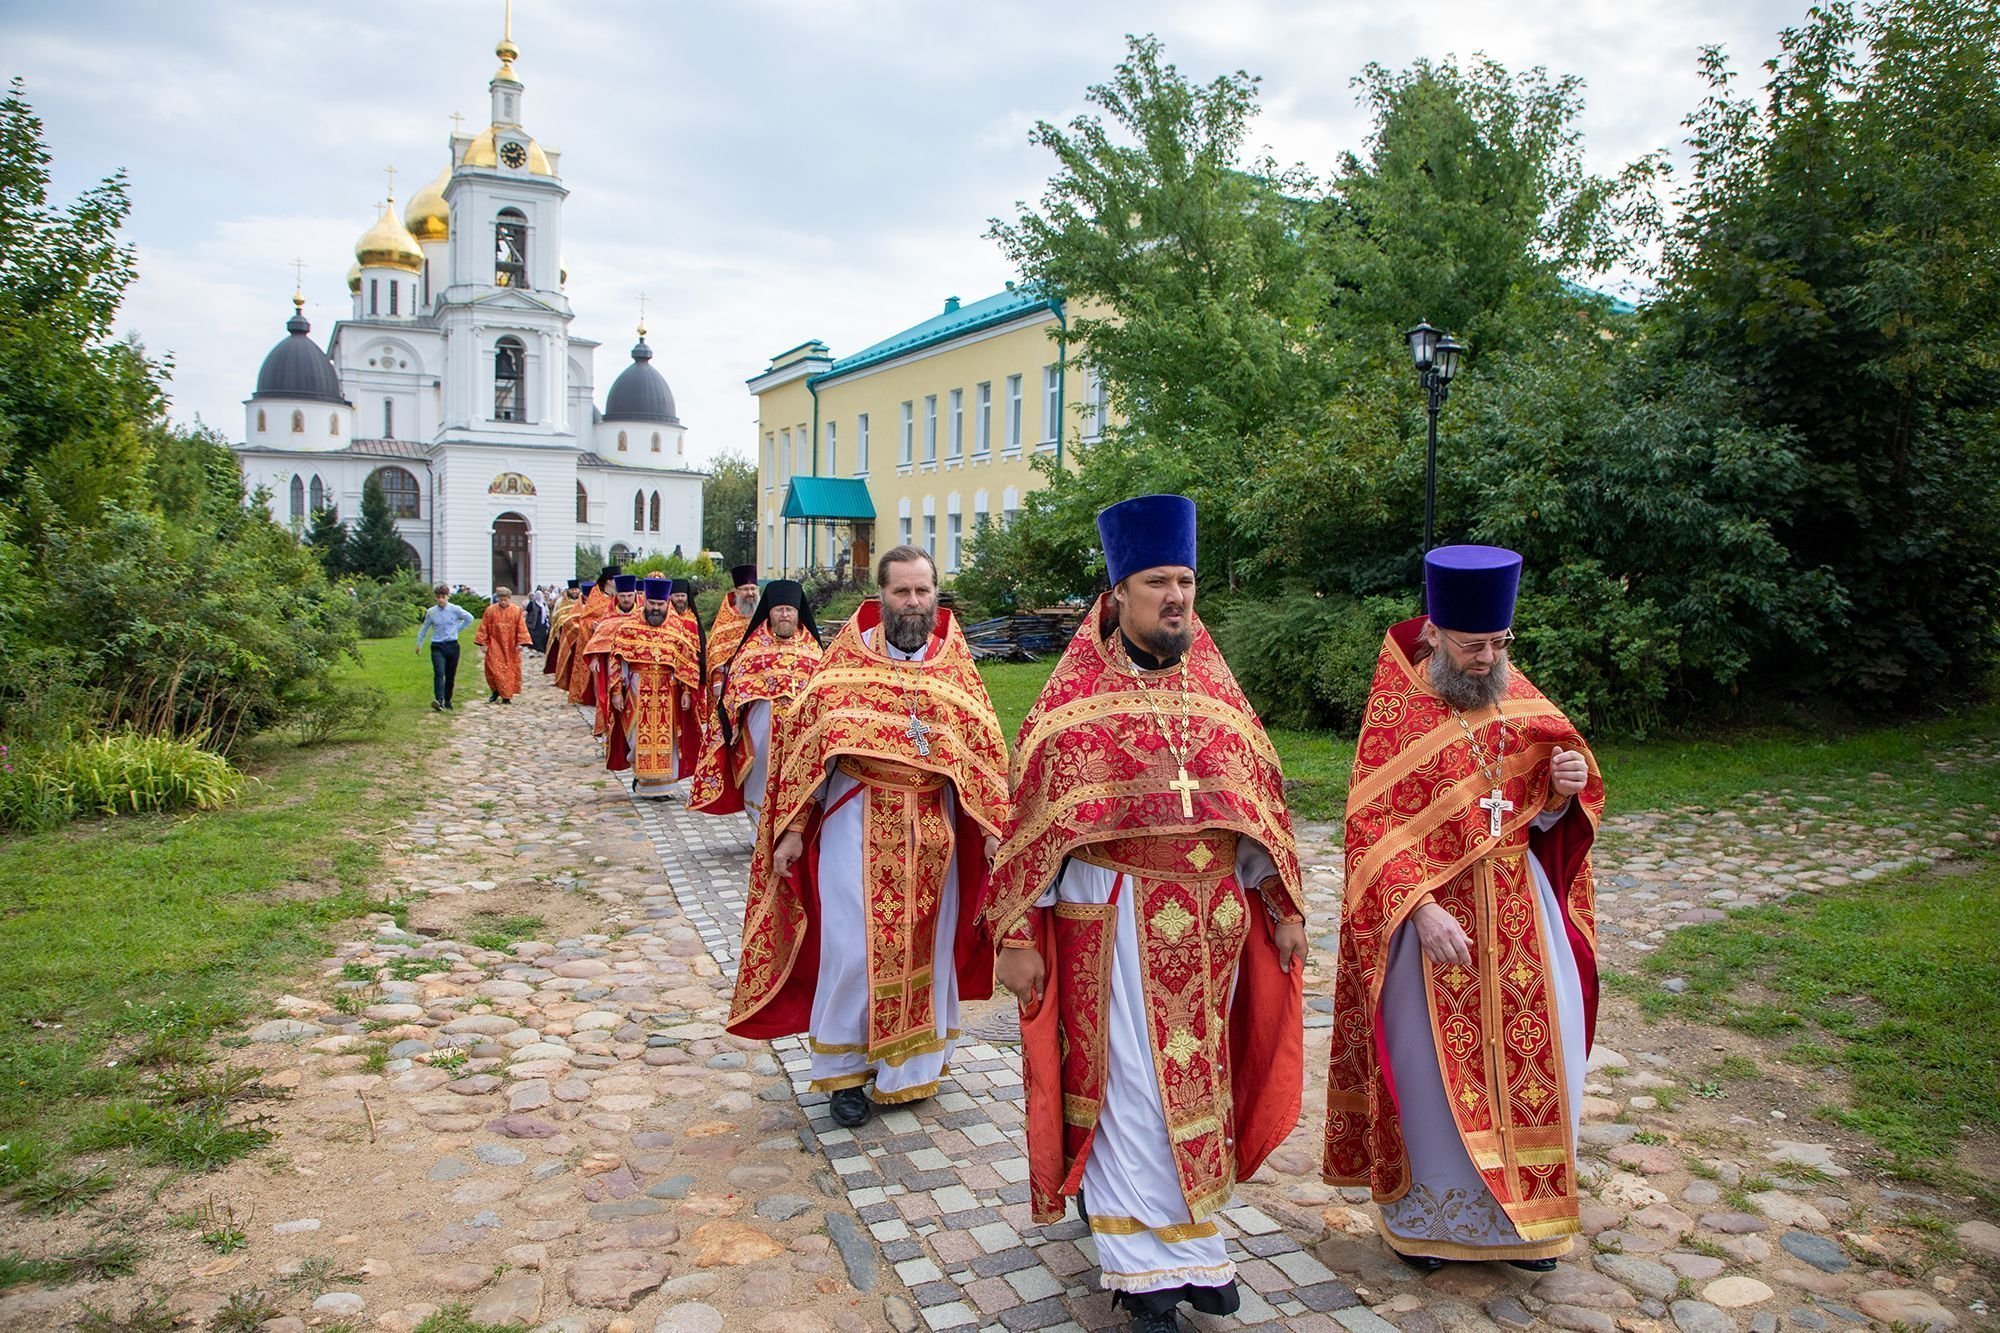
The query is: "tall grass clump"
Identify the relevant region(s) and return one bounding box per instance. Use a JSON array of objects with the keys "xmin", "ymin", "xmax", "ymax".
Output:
[{"xmin": 0, "ymin": 733, "xmax": 243, "ymax": 831}]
